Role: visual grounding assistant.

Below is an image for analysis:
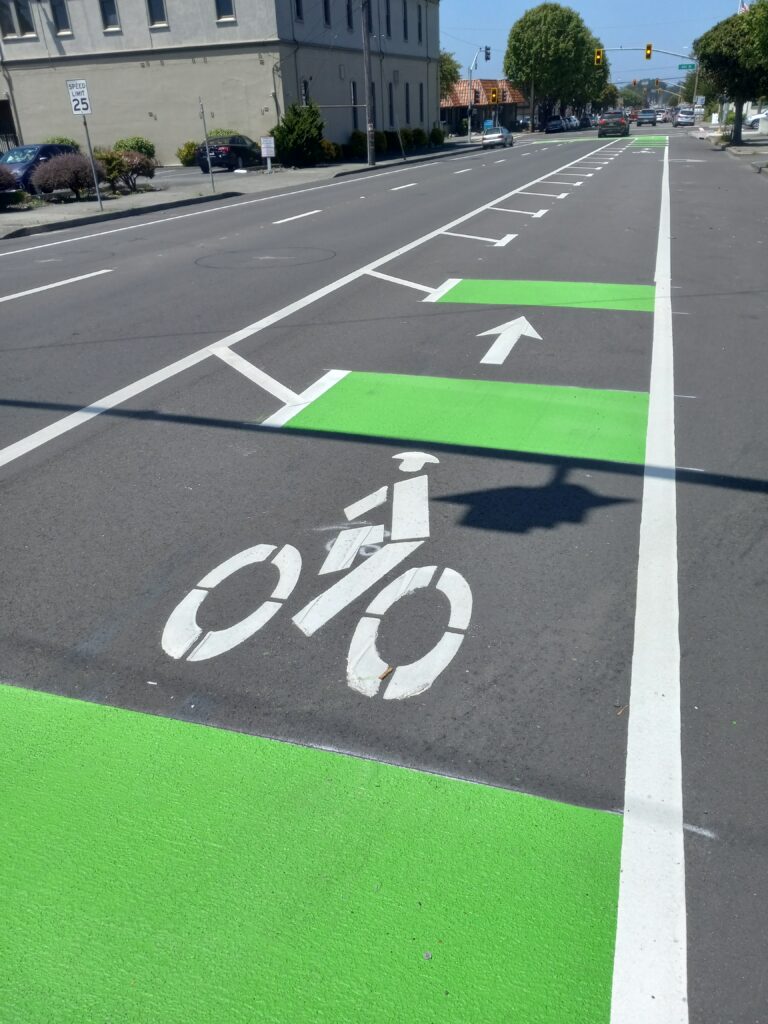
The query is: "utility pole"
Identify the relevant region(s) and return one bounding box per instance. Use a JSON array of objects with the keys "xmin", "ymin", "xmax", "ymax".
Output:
[
  {"xmin": 467, "ymin": 47, "xmax": 482, "ymax": 143},
  {"xmin": 361, "ymin": 0, "xmax": 375, "ymax": 167},
  {"xmin": 529, "ymin": 76, "xmax": 535, "ymax": 132}
]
